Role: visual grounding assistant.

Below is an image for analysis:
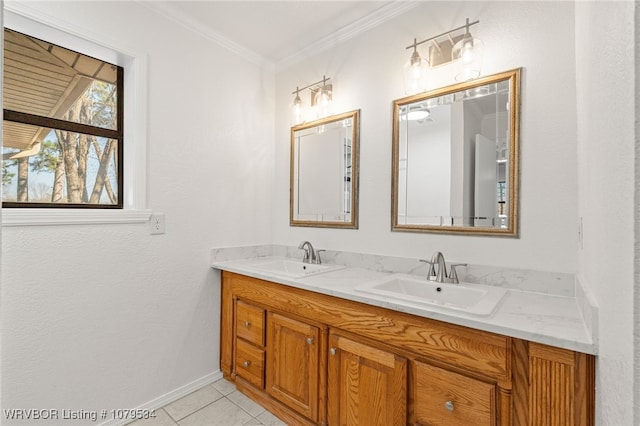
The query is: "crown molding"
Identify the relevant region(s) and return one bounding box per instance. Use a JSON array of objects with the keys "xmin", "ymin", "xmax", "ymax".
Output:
[
  {"xmin": 139, "ymin": 1, "xmax": 419, "ymax": 72},
  {"xmin": 275, "ymin": 1, "xmax": 420, "ymax": 71},
  {"xmin": 137, "ymin": 1, "xmax": 271, "ymax": 69}
]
